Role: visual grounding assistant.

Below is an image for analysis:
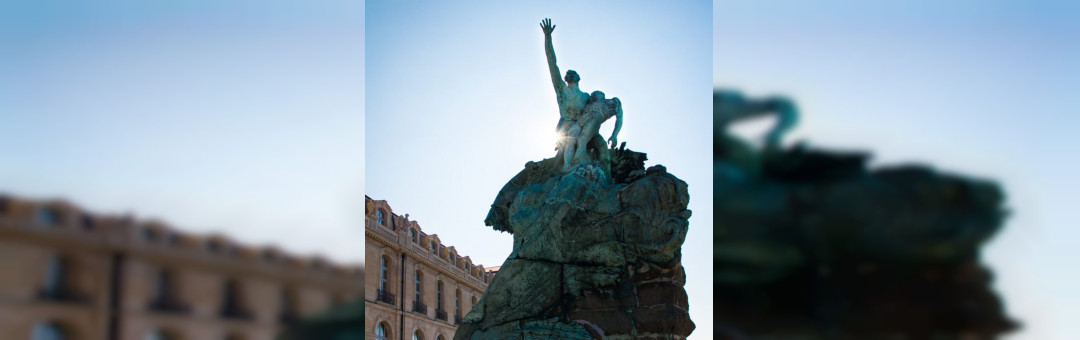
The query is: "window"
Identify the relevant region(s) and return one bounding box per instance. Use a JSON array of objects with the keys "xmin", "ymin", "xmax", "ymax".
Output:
[
  {"xmin": 80, "ymin": 214, "xmax": 95, "ymax": 230},
  {"xmin": 379, "ymin": 257, "xmax": 388, "ymax": 291},
  {"xmin": 437, "ymin": 335, "xmax": 445, "ymax": 340},
  {"xmin": 148, "ymin": 270, "xmax": 188, "ymax": 313},
  {"xmin": 409, "ymin": 229, "xmax": 417, "ymax": 243},
  {"xmin": 414, "ymin": 271, "xmax": 422, "ymax": 303},
  {"xmin": 206, "ymin": 240, "xmax": 222, "ymax": 253},
  {"xmin": 221, "ymin": 279, "xmax": 245, "ymax": 317},
  {"xmin": 37, "ymin": 206, "xmax": 60, "ymax": 227},
  {"xmin": 44, "ymin": 256, "xmax": 68, "ymax": 294},
  {"xmin": 32, "ymin": 321, "xmax": 67, "ymax": 340},
  {"xmin": 472, "ymin": 295, "xmax": 477, "ymax": 308},
  {"xmin": 281, "ymin": 287, "xmax": 297, "ymax": 317},
  {"xmin": 412, "ymin": 331, "xmax": 423, "ymax": 340},
  {"xmin": 153, "ymin": 270, "xmax": 174, "ymax": 301},
  {"xmin": 430, "ymin": 242, "xmax": 437, "ymax": 254},
  {"xmin": 140, "ymin": 228, "xmax": 159, "ymax": 242},
  {"xmin": 455, "ymin": 289, "xmax": 461, "ymax": 316},
  {"xmin": 434, "ymin": 280, "xmax": 442, "ymax": 310},
  {"xmin": 376, "ymin": 209, "xmax": 385, "ymax": 225},
  {"xmin": 0, "ymin": 196, "xmax": 10, "ymax": 214},
  {"xmin": 164, "ymin": 232, "xmax": 178, "ymax": 245},
  {"xmin": 375, "ymin": 323, "xmax": 388, "ymax": 340}
]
